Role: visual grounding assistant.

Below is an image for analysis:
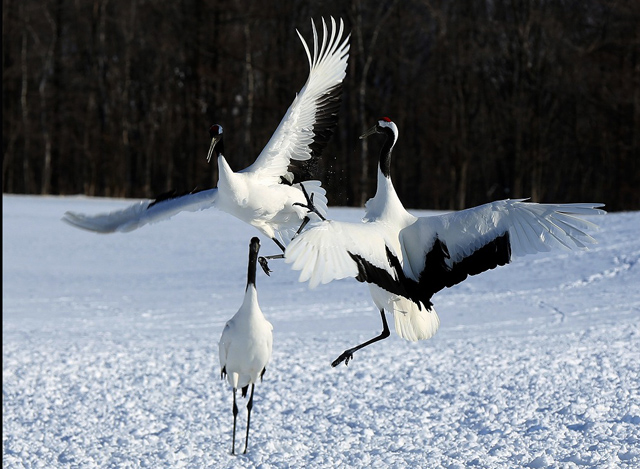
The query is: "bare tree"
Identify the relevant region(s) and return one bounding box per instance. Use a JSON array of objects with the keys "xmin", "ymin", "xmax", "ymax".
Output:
[{"xmin": 2, "ymin": 0, "xmax": 639, "ymax": 210}]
